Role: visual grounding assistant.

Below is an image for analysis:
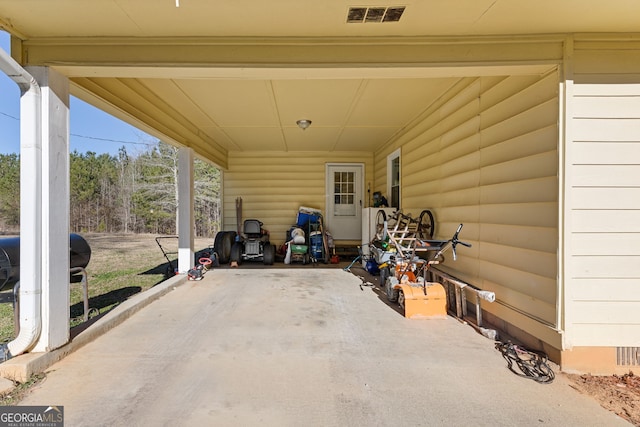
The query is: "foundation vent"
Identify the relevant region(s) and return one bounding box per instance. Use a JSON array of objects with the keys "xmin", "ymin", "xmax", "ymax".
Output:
[
  {"xmin": 347, "ymin": 6, "xmax": 406, "ymax": 23},
  {"xmin": 617, "ymin": 347, "xmax": 640, "ymax": 366}
]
